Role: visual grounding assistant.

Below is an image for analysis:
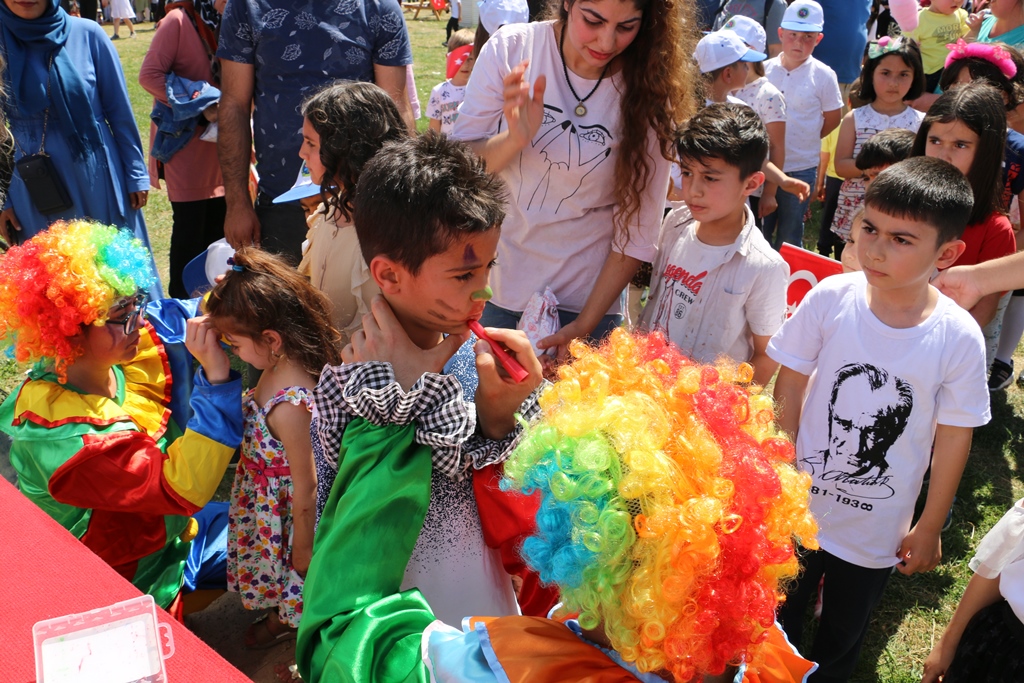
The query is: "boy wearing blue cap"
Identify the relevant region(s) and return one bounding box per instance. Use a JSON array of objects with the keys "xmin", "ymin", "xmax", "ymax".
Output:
[{"xmin": 763, "ymin": 0, "xmax": 843, "ymax": 250}]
